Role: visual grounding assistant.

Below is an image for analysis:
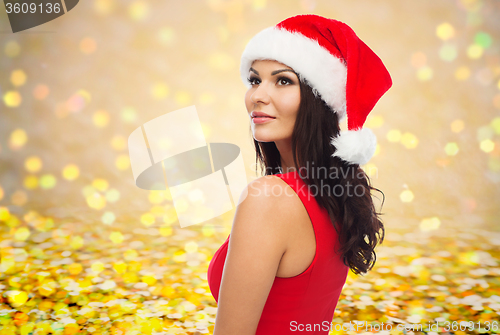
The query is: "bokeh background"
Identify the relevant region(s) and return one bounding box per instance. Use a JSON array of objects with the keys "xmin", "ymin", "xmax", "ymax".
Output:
[{"xmin": 1, "ymin": 0, "xmax": 500, "ymax": 334}]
